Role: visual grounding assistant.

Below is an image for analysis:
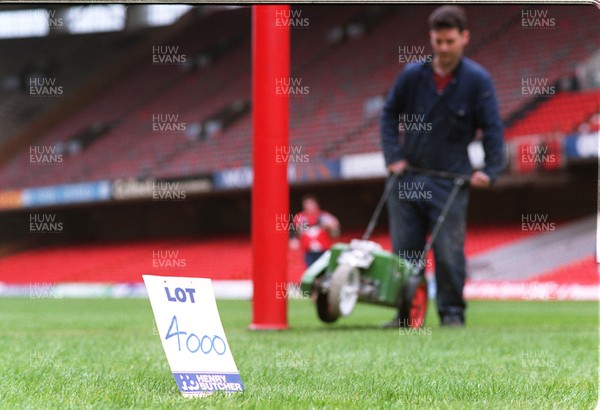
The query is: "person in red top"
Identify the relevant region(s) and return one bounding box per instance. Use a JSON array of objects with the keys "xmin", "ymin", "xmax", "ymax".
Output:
[{"xmin": 290, "ymin": 194, "xmax": 340, "ymax": 267}]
